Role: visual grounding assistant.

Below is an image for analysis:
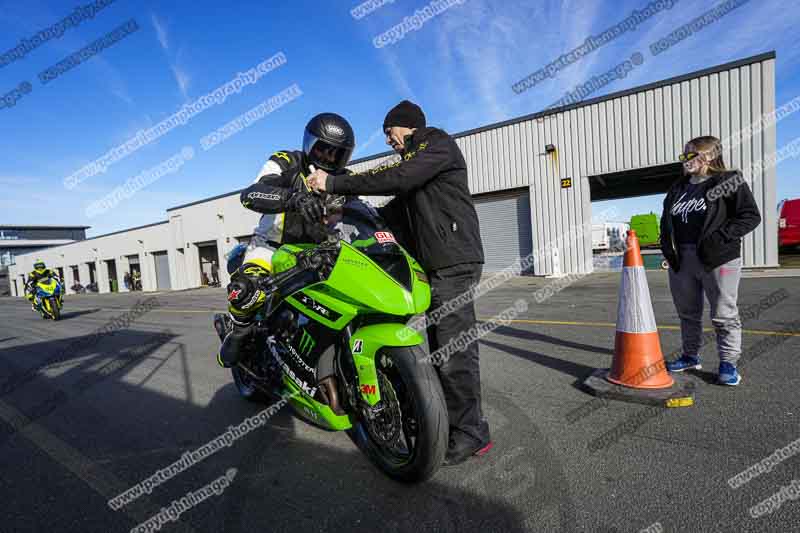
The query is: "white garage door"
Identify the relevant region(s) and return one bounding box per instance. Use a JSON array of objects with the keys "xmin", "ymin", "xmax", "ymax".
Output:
[
  {"xmin": 474, "ymin": 190, "xmax": 533, "ymax": 273},
  {"xmin": 152, "ymin": 251, "xmax": 171, "ymax": 290}
]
